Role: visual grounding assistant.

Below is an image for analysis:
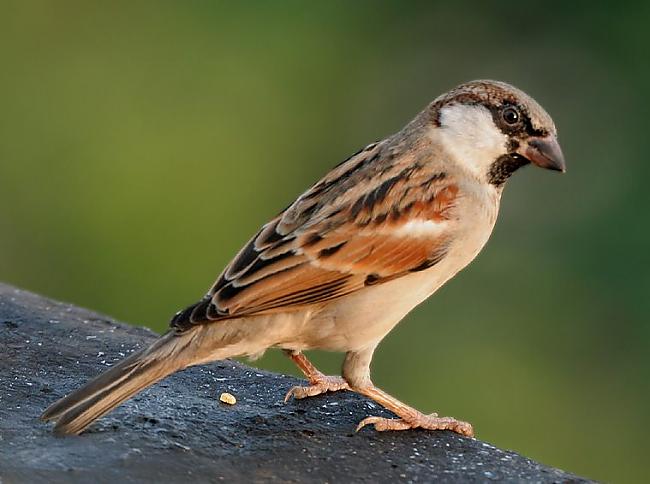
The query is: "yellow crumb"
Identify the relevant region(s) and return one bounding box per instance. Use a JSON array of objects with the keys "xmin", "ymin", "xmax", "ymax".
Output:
[{"xmin": 219, "ymin": 392, "xmax": 236, "ymax": 405}]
